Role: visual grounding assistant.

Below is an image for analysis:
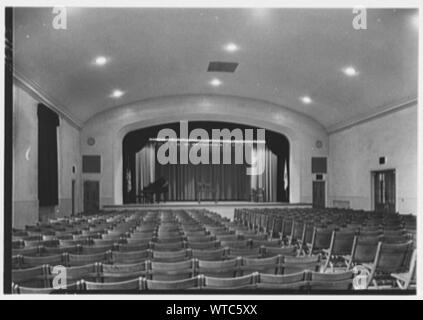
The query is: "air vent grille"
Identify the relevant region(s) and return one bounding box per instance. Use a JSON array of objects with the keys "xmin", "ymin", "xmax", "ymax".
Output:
[{"xmin": 207, "ymin": 61, "xmax": 239, "ymax": 73}]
